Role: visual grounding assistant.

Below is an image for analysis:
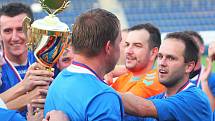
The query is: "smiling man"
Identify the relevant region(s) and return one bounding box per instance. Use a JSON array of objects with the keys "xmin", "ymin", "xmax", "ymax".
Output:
[
  {"xmin": 0, "ymin": 2, "xmax": 53, "ymax": 118},
  {"xmin": 111, "ymin": 23, "xmax": 165, "ymax": 98}
]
